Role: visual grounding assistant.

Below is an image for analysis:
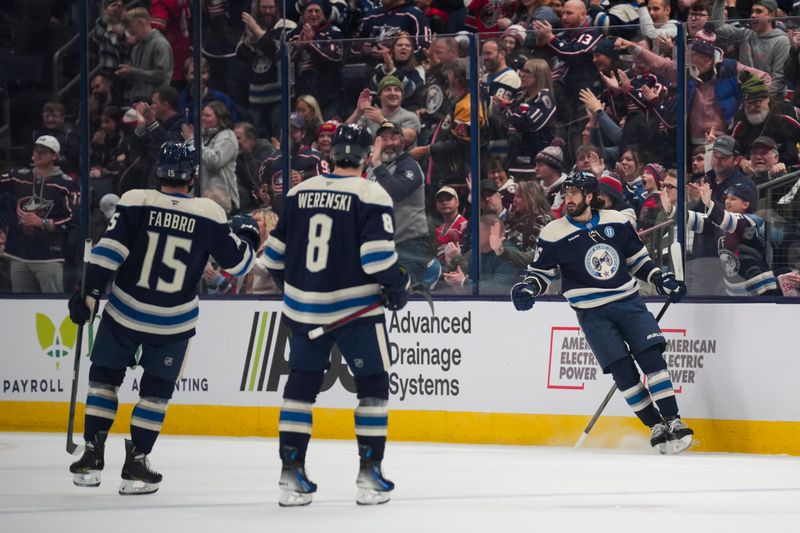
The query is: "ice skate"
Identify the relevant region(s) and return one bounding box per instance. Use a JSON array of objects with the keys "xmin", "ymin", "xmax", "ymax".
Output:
[
  {"xmin": 356, "ymin": 445, "xmax": 394, "ymax": 505},
  {"xmin": 666, "ymin": 417, "xmax": 694, "ymax": 455},
  {"xmin": 119, "ymin": 439, "xmax": 162, "ymax": 495},
  {"xmin": 69, "ymin": 431, "xmax": 107, "ymax": 487},
  {"xmin": 650, "ymin": 421, "xmax": 669, "ymax": 455},
  {"xmin": 278, "ymin": 446, "xmax": 317, "ymax": 507}
]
